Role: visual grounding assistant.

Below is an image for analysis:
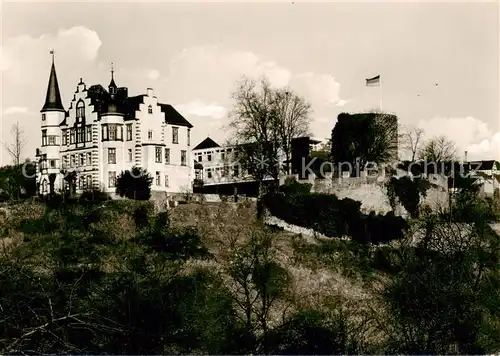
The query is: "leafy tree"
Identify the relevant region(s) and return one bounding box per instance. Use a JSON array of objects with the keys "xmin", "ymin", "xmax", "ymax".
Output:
[
  {"xmin": 331, "ymin": 112, "xmax": 398, "ymax": 176},
  {"xmin": 116, "ymin": 167, "xmax": 152, "ymax": 200},
  {"xmin": 382, "ymin": 198, "xmax": 500, "ymax": 354},
  {"xmin": 0, "ymin": 163, "xmax": 37, "ymax": 200},
  {"xmin": 385, "ymin": 176, "xmax": 431, "ymax": 217}
]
